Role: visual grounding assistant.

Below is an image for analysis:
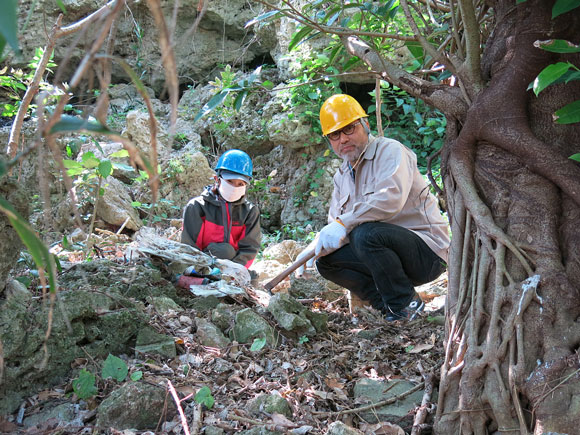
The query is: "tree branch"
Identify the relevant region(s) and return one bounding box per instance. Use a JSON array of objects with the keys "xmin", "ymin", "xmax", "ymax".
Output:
[
  {"xmin": 341, "ymin": 35, "xmax": 468, "ymax": 118},
  {"xmin": 400, "ymin": 0, "xmax": 461, "ymax": 77},
  {"xmin": 457, "ymin": 0, "xmax": 484, "ymax": 92},
  {"xmin": 255, "ymin": 0, "xmax": 418, "ymax": 42}
]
